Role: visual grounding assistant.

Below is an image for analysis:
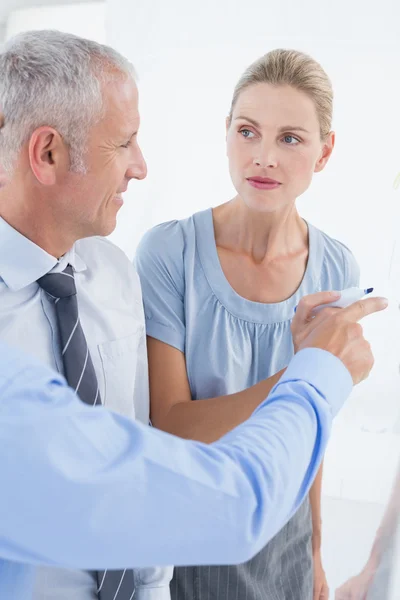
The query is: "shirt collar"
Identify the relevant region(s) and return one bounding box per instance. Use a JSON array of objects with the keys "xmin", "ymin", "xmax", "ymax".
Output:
[{"xmin": 0, "ymin": 216, "xmax": 87, "ymax": 292}]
